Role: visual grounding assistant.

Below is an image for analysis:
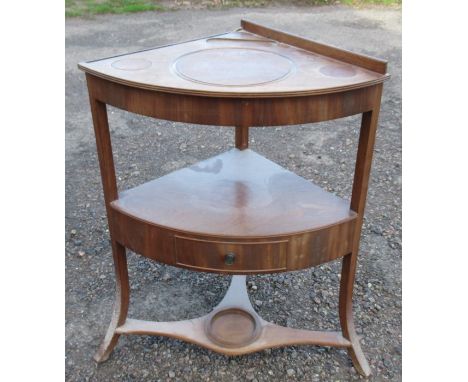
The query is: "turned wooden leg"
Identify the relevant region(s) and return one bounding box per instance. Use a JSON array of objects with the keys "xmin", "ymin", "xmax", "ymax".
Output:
[
  {"xmin": 94, "ymin": 241, "xmax": 129, "ymax": 362},
  {"xmin": 339, "ymin": 253, "xmax": 372, "ymax": 377}
]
